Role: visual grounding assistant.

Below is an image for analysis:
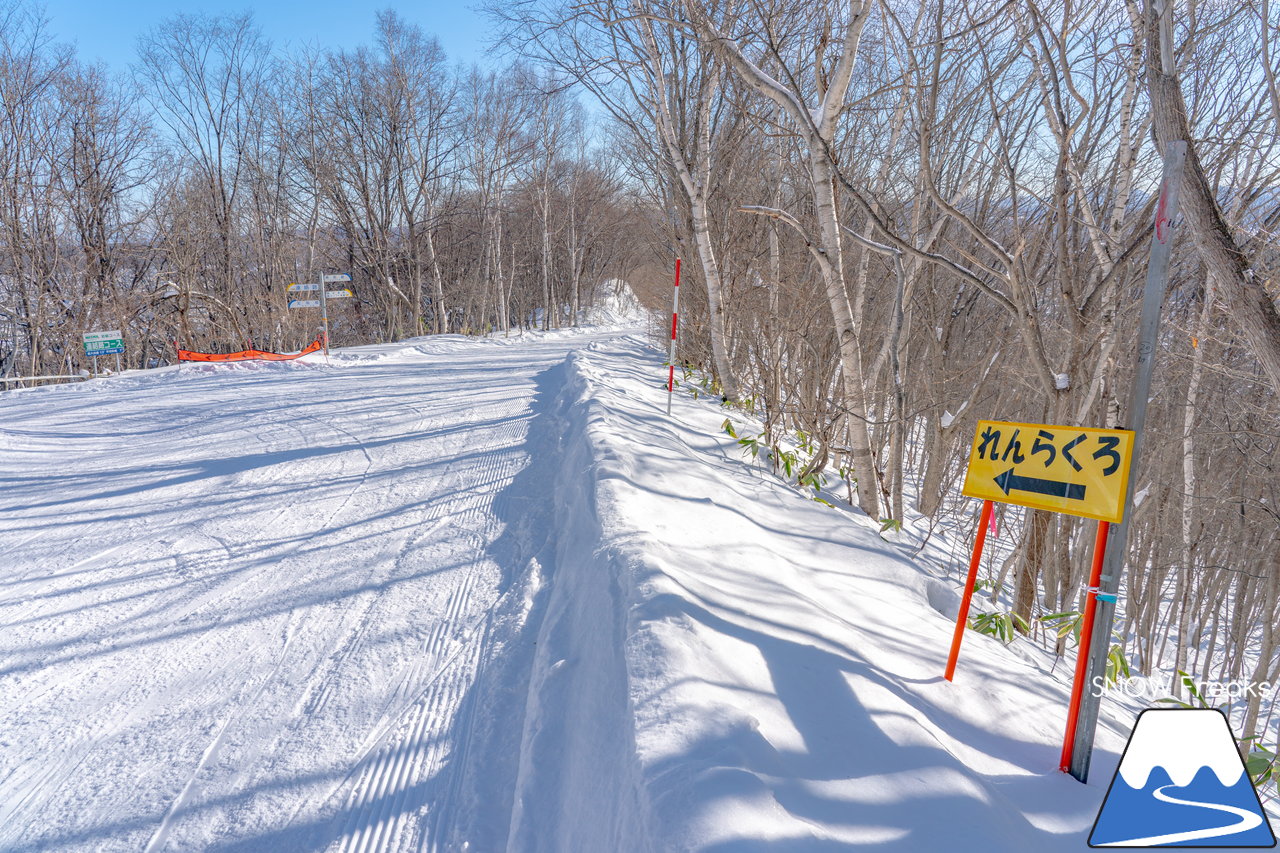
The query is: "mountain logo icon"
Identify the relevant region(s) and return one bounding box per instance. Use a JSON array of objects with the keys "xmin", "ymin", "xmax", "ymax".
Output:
[{"xmin": 1090, "ymin": 708, "xmax": 1277, "ymax": 847}]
